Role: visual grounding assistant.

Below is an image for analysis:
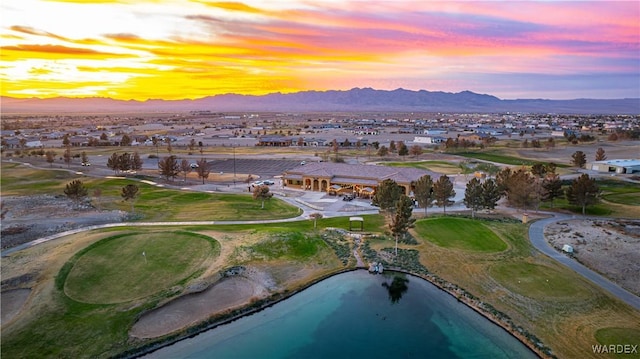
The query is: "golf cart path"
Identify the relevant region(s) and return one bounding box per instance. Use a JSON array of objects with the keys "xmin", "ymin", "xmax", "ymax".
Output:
[{"xmin": 529, "ymin": 213, "xmax": 640, "ymax": 311}]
